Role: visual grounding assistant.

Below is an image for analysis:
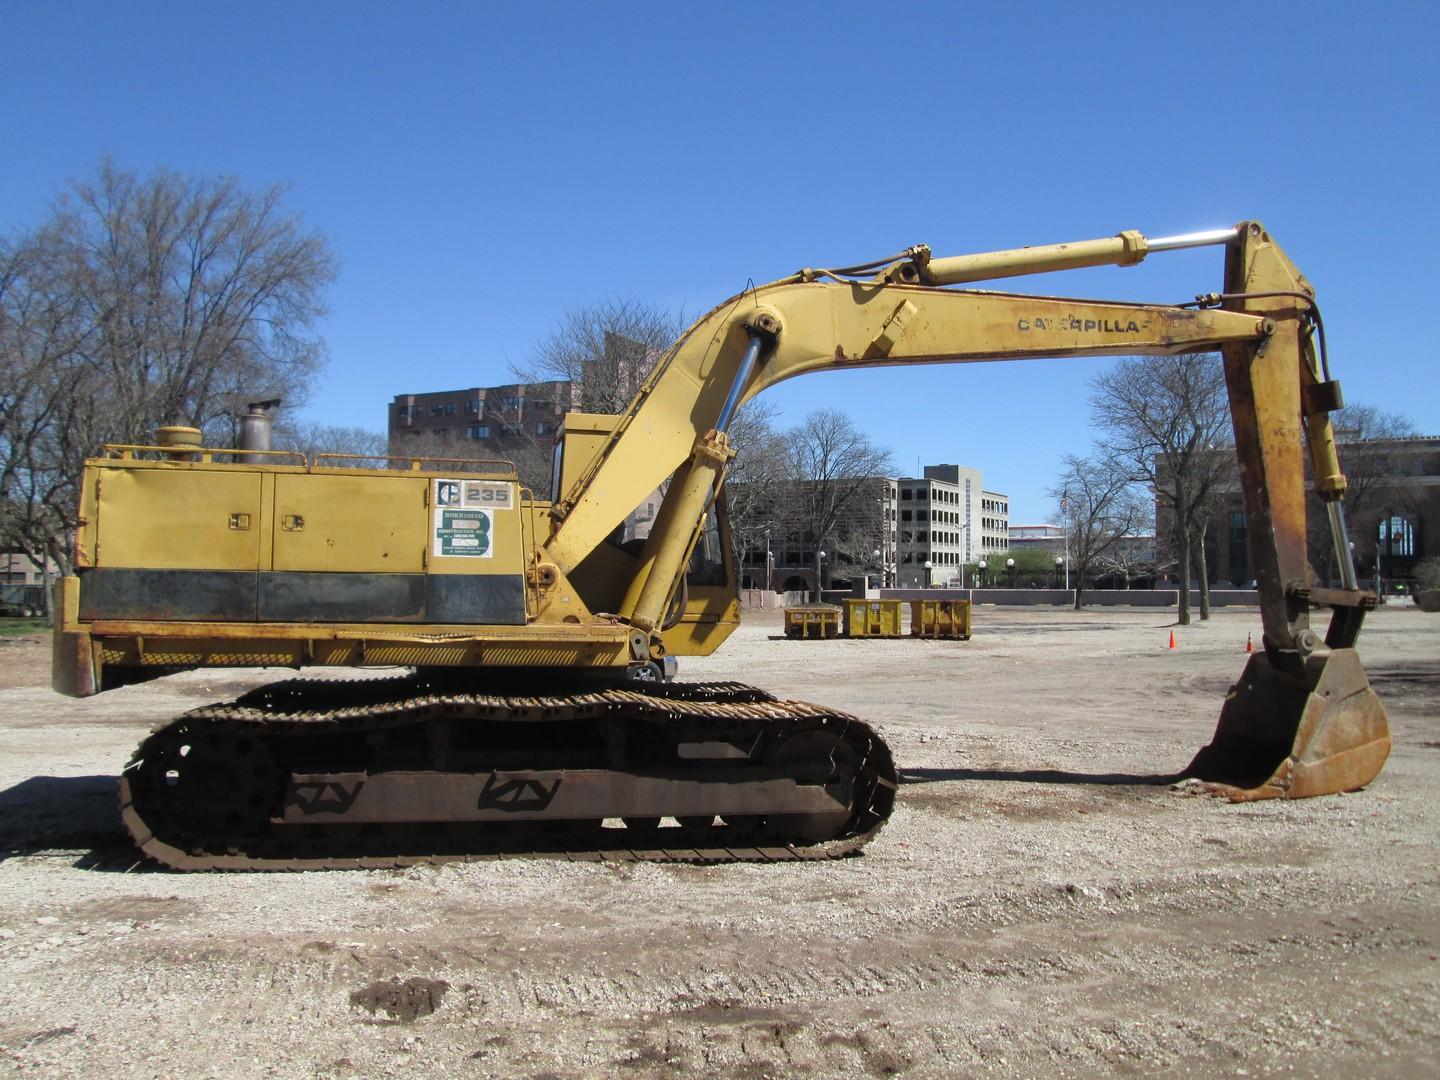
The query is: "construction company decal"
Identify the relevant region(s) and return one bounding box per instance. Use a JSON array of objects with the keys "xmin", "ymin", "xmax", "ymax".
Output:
[{"xmin": 433, "ymin": 479, "xmax": 495, "ymax": 558}]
